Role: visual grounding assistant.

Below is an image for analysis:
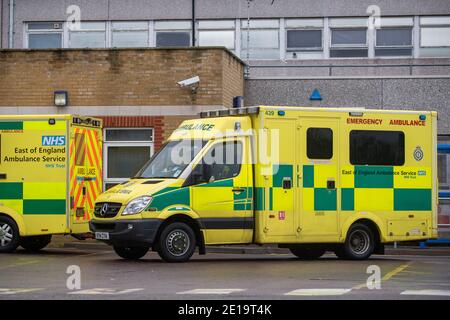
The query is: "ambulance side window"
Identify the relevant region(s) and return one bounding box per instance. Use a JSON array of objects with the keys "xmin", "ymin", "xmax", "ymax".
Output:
[
  {"xmin": 187, "ymin": 141, "xmax": 243, "ymax": 186},
  {"xmin": 307, "ymin": 128, "xmax": 333, "ymax": 159},
  {"xmin": 350, "ymin": 130, "xmax": 405, "ymax": 165}
]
